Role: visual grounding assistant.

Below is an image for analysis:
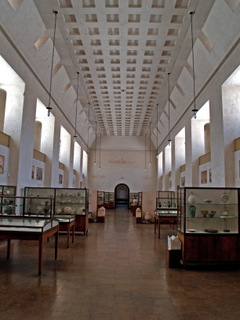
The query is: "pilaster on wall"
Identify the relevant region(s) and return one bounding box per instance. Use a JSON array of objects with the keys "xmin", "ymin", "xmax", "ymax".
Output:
[
  {"xmin": 40, "ymin": 112, "xmax": 56, "ymax": 187},
  {"xmin": 185, "ymin": 121, "xmax": 192, "ymax": 186},
  {"xmin": 3, "ymin": 83, "xmax": 26, "ymax": 193},
  {"xmin": 68, "ymin": 138, "xmax": 74, "ymax": 187},
  {"xmin": 210, "ymin": 87, "xmax": 225, "ymax": 186},
  {"xmin": 175, "ymin": 135, "xmax": 185, "ymax": 189},
  {"xmin": 171, "ymin": 139, "xmax": 176, "ymax": 191},
  {"xmin": 222, "ymin": 84, "xmax": 240, "ymax": 186},
  {"xmin": 51, "ymin": 120, "xmax": 61, "ymax": 187},
  {"xmin": 163, "ymin": 146, "xmax": 171, "ymax": 190},
  {"xmin": 17, "ymin": 86, "xmax": 37, "ymax": 194},
  {"xmin": 190, "ymin": 119, "xmax": 206, "ymax": 186}
]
